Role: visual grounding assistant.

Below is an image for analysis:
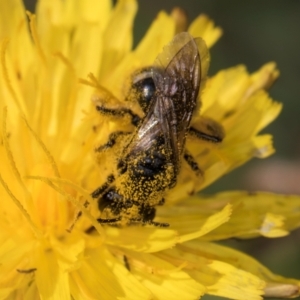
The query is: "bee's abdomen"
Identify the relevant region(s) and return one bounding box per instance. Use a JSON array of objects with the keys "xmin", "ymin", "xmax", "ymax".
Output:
[
  {"xmin": 131, "ymin": 150, "xmax": 167, "ymax": 179},
  {"xmin": 121, "ymin": 148, "xmax": 176, "ymax": 204}
]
